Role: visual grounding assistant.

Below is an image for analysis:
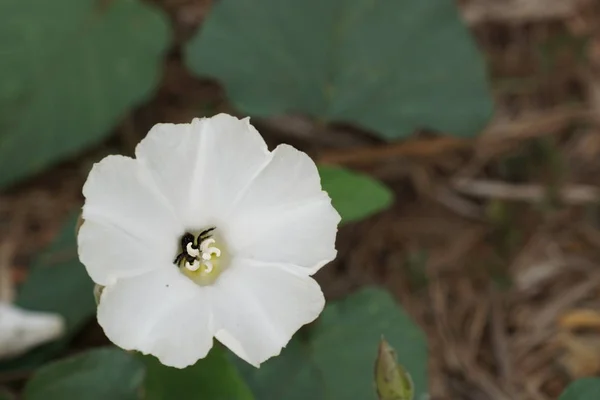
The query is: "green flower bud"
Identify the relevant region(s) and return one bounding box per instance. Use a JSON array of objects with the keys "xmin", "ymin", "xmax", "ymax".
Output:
[{"xmin": 375, "ymin": 337, "xmax": 414, "ymax": 400}]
